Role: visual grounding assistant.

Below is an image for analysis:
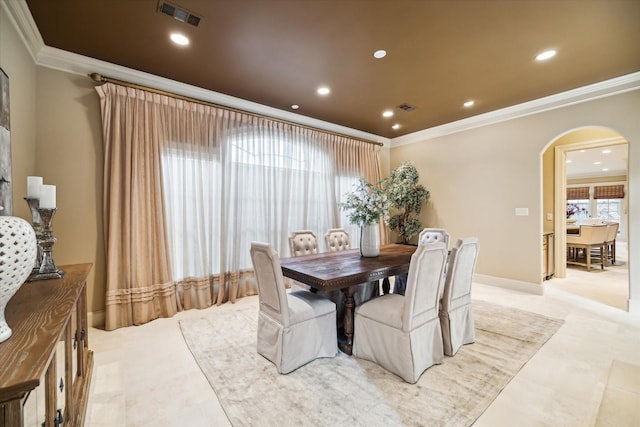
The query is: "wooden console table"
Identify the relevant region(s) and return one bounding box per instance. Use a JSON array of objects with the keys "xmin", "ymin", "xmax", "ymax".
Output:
[{"xmin": 0, "ymin": 263, "xmax": 93, "ymax": 427}]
